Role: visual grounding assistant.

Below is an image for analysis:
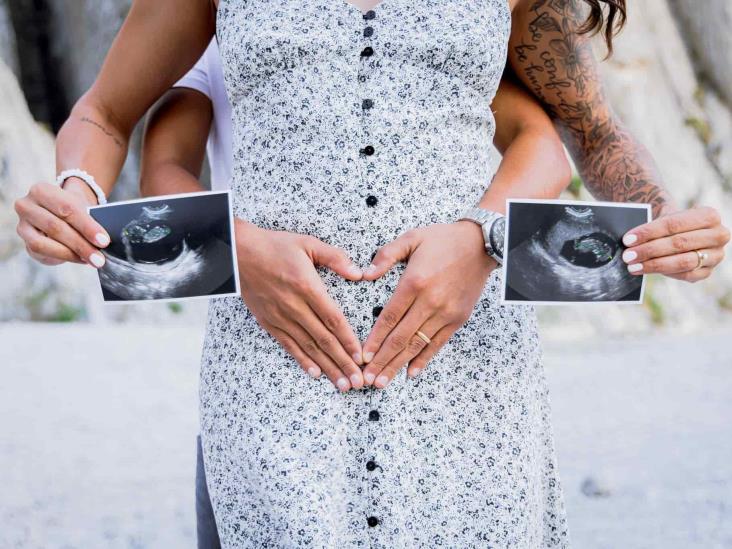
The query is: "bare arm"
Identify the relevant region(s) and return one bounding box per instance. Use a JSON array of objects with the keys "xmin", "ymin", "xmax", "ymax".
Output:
[
  {"xmin": 140, "ymin": 88, "xmax": 212, "ymax": 197},
  {"xmin": 507, "ymin": 0, "xmax": 729, "ymax": 282},
  {"xmin": 58, "ymin": 0, "xmax": 216, "ymax": 196},
  {"xmin": 14, "ymin": 0, "xmax": 215, "ymax": 267},
  {"xmin": 482, "ymin": 74, "xmax": 571, "ymax": 214},
  {"xmin": 508, "ymin": 0, "xmax": 671, "ymax": 216}
]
